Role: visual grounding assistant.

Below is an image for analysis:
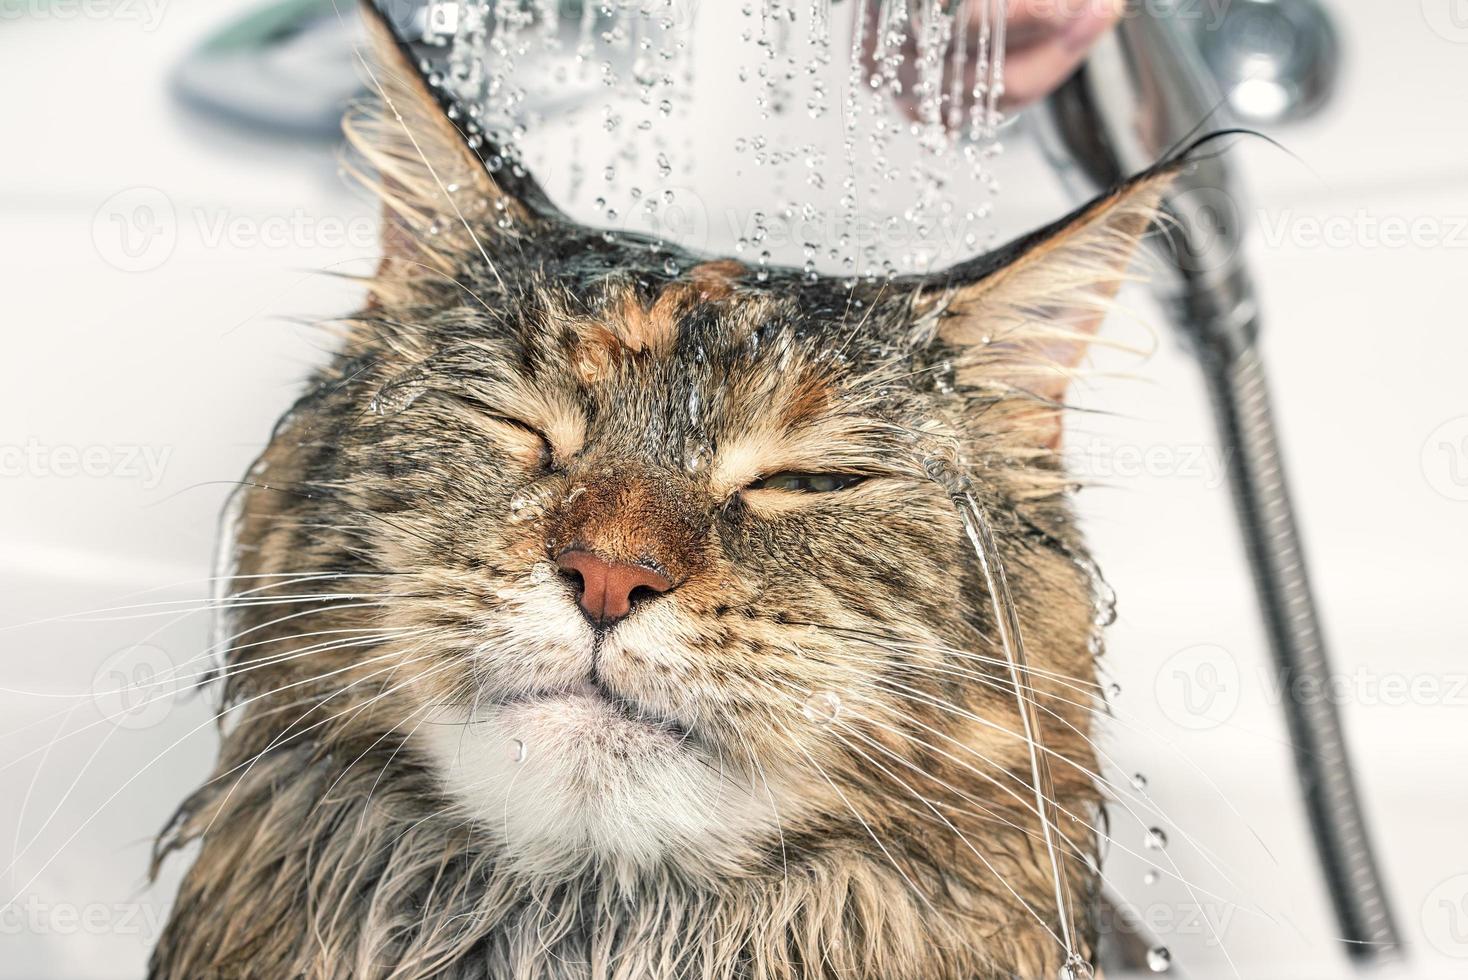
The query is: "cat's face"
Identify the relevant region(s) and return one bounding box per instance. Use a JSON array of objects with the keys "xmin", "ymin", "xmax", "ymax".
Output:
[
  {"xmin": 219, "ymin": 2, "xmax": 1171, "ymax": 949},
  {"xmin": 320, "ymin": 246, "xmax": 1059, "ymax": 872}
]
